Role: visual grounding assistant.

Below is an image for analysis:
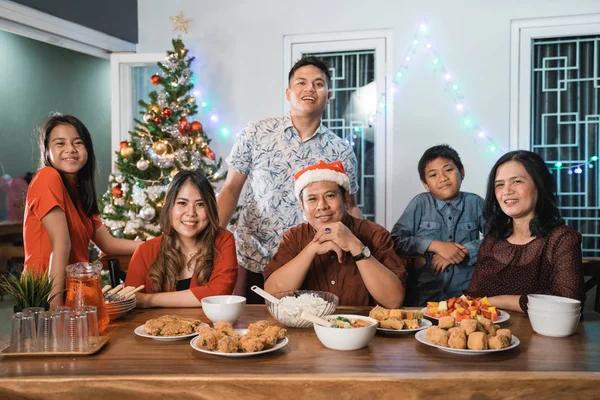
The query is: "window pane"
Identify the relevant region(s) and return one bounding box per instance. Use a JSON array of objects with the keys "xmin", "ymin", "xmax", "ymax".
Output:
[
  {"xmin": 303, "ymin": 51, "xmax": 377, "ymax": 221},
  {"xmin": 531, "ymin": 35, "xmax": 600, "ymax": 257}
]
